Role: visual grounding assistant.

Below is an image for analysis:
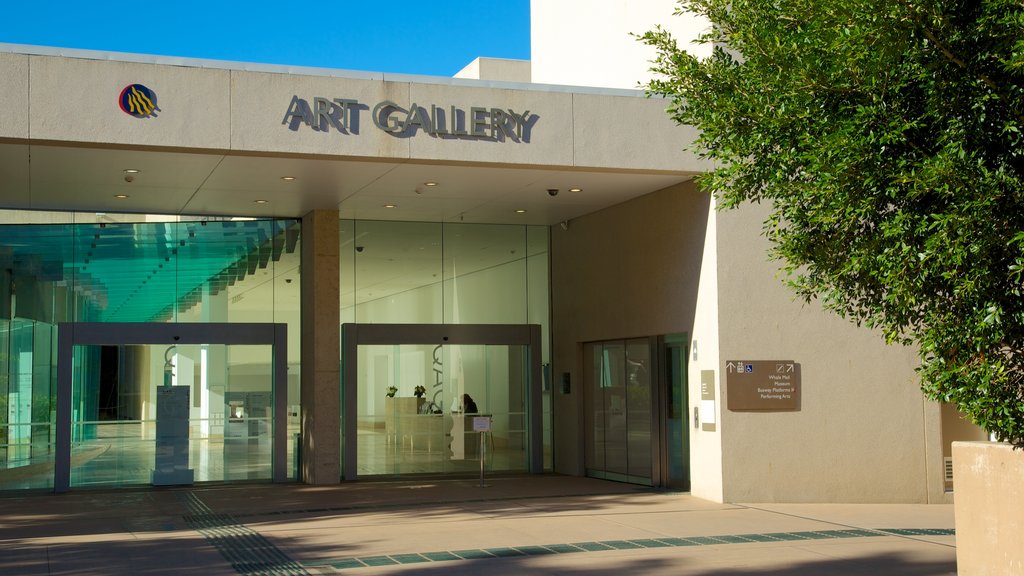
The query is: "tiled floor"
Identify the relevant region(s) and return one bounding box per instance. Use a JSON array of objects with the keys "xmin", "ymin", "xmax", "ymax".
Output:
[{"xmin": 0, "ymin": 476, "xmax": 958, "ymax": 575}]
